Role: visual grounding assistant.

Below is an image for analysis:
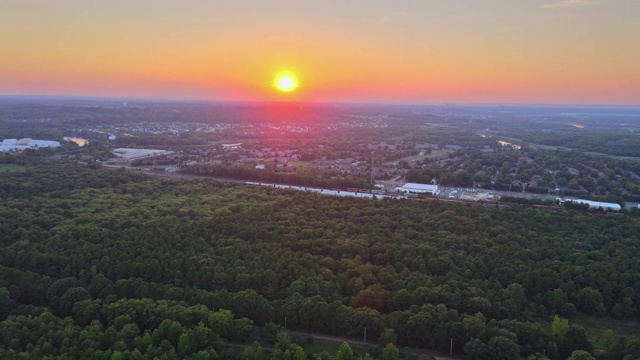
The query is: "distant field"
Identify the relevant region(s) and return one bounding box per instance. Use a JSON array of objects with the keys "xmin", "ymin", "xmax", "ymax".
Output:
[
  {"xmin": 516, "ymin": 142, "xmax": 640, "ymax": 162},
  {"xmin": 420, "ymin": 150, "xmax": 449, "ymax": 159},
  {"xmin": 528, "ymin": 144, "xmax": 560, "ymax": 151},
  {"xmin": 584, "ymin": 152, "xmax": 640, "ymax": 161},
  {"xmin": 0, "ymin": 164, "xmax": 25, "ymax": 172},
  {"xmin": 289, "ymin": 161, "xmax": 312, "ymax": 167},
  {"xmin": 572, "ymin": 314, "xmax": 640, "ymax": 347},
  {"xmin": 392, "ymin": 150, "xmax": 449, "ymax": 165},
  {"xmin": 537, "ymin": 314, "xmax": 640, "ymax": 349}
]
